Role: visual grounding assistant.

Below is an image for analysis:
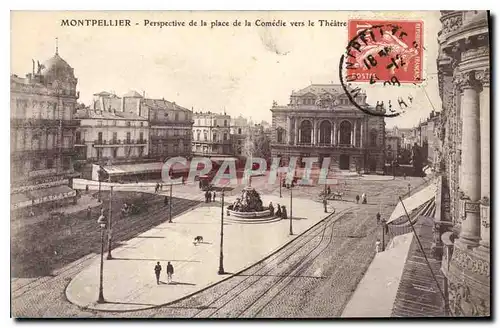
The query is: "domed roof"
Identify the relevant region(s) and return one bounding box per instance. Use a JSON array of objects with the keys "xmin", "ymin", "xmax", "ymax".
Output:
[{"xmin": 42, "ymin": 53, "xmax": 75, "ymax": 80}]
